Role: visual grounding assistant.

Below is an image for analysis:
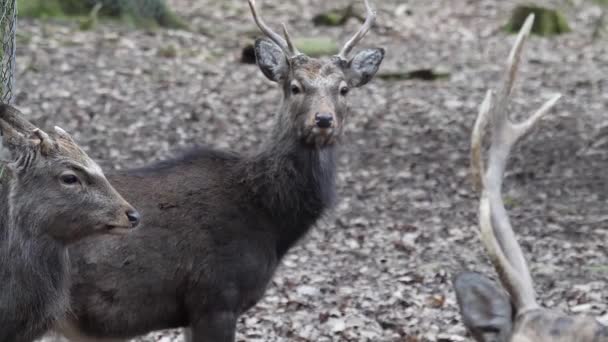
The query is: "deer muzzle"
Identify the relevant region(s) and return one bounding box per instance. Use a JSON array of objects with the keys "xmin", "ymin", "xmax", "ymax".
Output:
[{"xmin": 315, "ymin": 112, "xmax": 334, "ymax": 129}]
